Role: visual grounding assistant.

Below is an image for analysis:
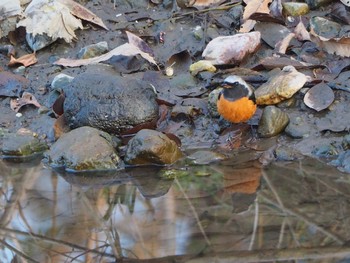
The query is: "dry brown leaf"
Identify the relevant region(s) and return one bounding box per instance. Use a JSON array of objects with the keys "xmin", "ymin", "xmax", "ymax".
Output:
[
  {"xmin": 240, "ymin": 0, "xmax": 272, "ymax": 32},
  {"xmin": 294, "ymin": 20, "xmax": 311, "ymax": 41},
  {"xmin": 10, "ymin": 91, "xmax": 41, "ymax": 112},
  {"xmin": 54, "ymin": 43, "xmax": 157, "ymax": 67},
  {"xmin": 192, "ymin": 0, "xmax": 225, "ymax": 7},
  {"xmin": 8, "ymin": 53, "xmax": 37, "ymax": 67},
  {"xmin": 126, "ymin": 31, "xmax": 154, "ymax": 57},
  {"xmin": 275, "ymin": 33, "xmax": 295, "ymax": 54},
  {"xmin": 17, "ymin": 0, "xmax": 84, "ymax": 44},
  {"xmin": 57, "ymin": 0, "xmax": 108, "ymax": 30},
  {"xmin": 53, "ymin": 114, "xmax": 70, "ymax": 140}
]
